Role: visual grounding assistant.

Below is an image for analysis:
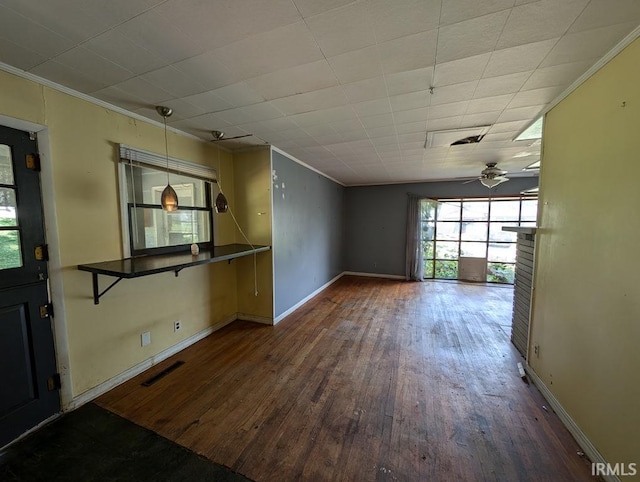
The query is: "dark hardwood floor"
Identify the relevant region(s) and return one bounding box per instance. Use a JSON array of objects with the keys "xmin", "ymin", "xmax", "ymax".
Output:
[{"xmin": 97, "ymin": 276, "xmax": 595, "ymax": 481}]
